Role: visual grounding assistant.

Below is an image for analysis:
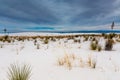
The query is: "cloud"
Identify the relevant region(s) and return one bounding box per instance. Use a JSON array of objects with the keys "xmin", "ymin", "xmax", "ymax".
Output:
[{"xmin": 0, "ymin": 0, "xmax": 119, "ymax": 31}]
